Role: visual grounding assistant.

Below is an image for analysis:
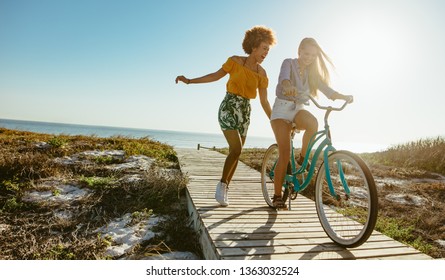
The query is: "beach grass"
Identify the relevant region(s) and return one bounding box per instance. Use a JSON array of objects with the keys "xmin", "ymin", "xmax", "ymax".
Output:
[
  {"xmin": 360, "ymin": 136, "xmax": 445, "ymax": 175},
  {"xmin": 0, "ymin": 128, "xmax": 201, "ymax": 260}
]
